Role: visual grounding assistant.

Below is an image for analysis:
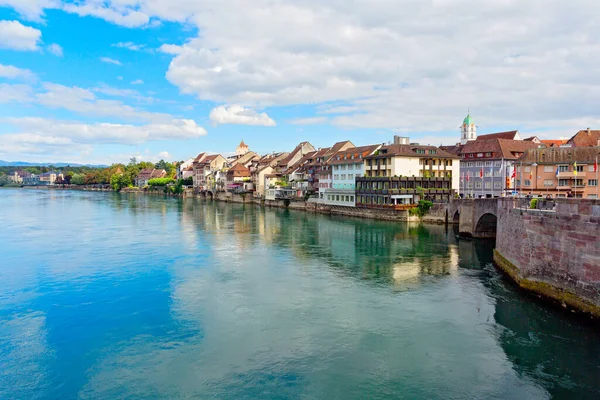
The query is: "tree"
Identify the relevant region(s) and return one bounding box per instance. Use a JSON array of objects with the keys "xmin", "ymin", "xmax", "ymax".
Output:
[
  {"xmin": 71, "ymin": 173, "xmax": 86, "ymax": 185},
  {"xmin": 110, "ymin": 173, "xmax": 131, "ymax": 191}
]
